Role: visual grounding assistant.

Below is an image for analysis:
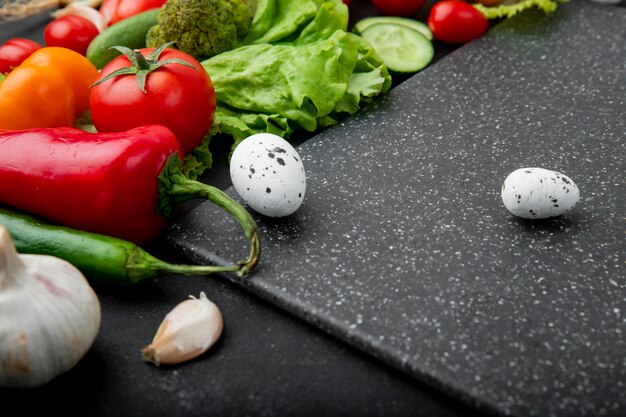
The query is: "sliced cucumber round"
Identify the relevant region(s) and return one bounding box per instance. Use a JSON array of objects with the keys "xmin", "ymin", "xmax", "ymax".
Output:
[
  {"xmin": 353, "ymin": 16, "xmax": 433, "ymax": 41},
  {"xmin": 360, "ymin": 23, "xmax": 434, "ymax": 74}
]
